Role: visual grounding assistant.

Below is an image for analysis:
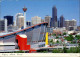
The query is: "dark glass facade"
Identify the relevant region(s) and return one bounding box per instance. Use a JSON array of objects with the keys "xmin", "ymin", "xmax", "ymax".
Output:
[
  {"xmin": 4, "ymin": 16, "xmax": 13, "ymax": 26},
  {"xmin": 60, "ymin": 15, "xmax": 65, "ymax": 27},
  {"xmin": 51, "ymin": 6, "xmax": 58, "ymax": 27},
  {"xmin": 0, "ymin": 20, "xmax": 5, "ymax": 31},
  {"xmin": 26, "ymin": 21, "xmax": 31, "ymax": 27}
]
